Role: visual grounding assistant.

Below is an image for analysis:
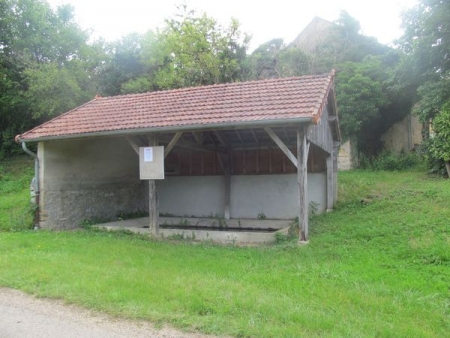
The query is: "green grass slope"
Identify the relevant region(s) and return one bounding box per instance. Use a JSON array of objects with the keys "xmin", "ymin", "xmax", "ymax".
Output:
[
  {"xmin": 0, "ymin": 158, "xmax": 449, "ymax": 337},
  {"xmin": 0, "ymin": 156, "xmax": 34, "ymax": 230}
]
